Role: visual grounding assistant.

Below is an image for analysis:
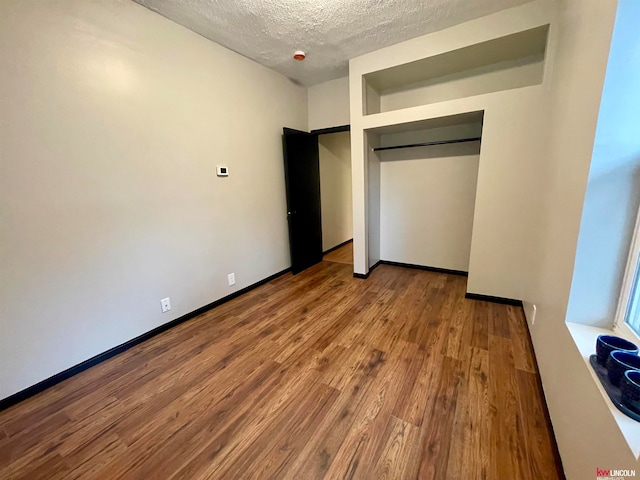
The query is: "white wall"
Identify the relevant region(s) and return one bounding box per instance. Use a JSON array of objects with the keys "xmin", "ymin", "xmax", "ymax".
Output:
[
  {"xmin": 319, "ymin": 132, "xmax": 353, "ymax": 251},
  {"xmin": 565, "ymin": 0, "xmax": 640, "ymax": 328},
  {"xmin": 308, "ymin": 76, "xmax": 350, "ymax": 131},
  {"xmin": 0, "ymin": 0, "xmax": 307, "ymax": 400},
  {"xmin": 521, "ymin": 0, "xmax": 640, "ymax": 478},
  {"xmin": 379, "ymin": 141, "xmax": 479, "ymax": 272},
  {"xmin": 378, "ymin": 123, "xmax": 480, "ymax": 271}
]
